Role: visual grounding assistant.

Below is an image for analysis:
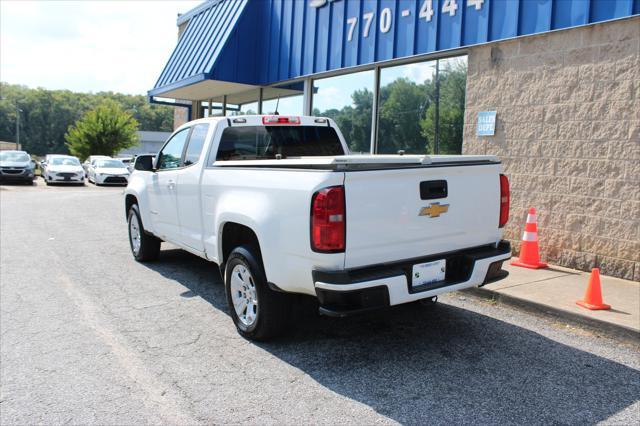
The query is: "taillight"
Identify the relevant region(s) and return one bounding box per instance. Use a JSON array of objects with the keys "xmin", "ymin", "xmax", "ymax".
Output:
[
  {"xmin": 311, "ymin": 186, "xmax": 345, "ymax": 252},
  {"xmin": 262, "ymin": 116, "xmax": 301, "ymax": 125},
  {"xmin": 499, "ymin": 174, "xmax": 510, "ymax": 228}
]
